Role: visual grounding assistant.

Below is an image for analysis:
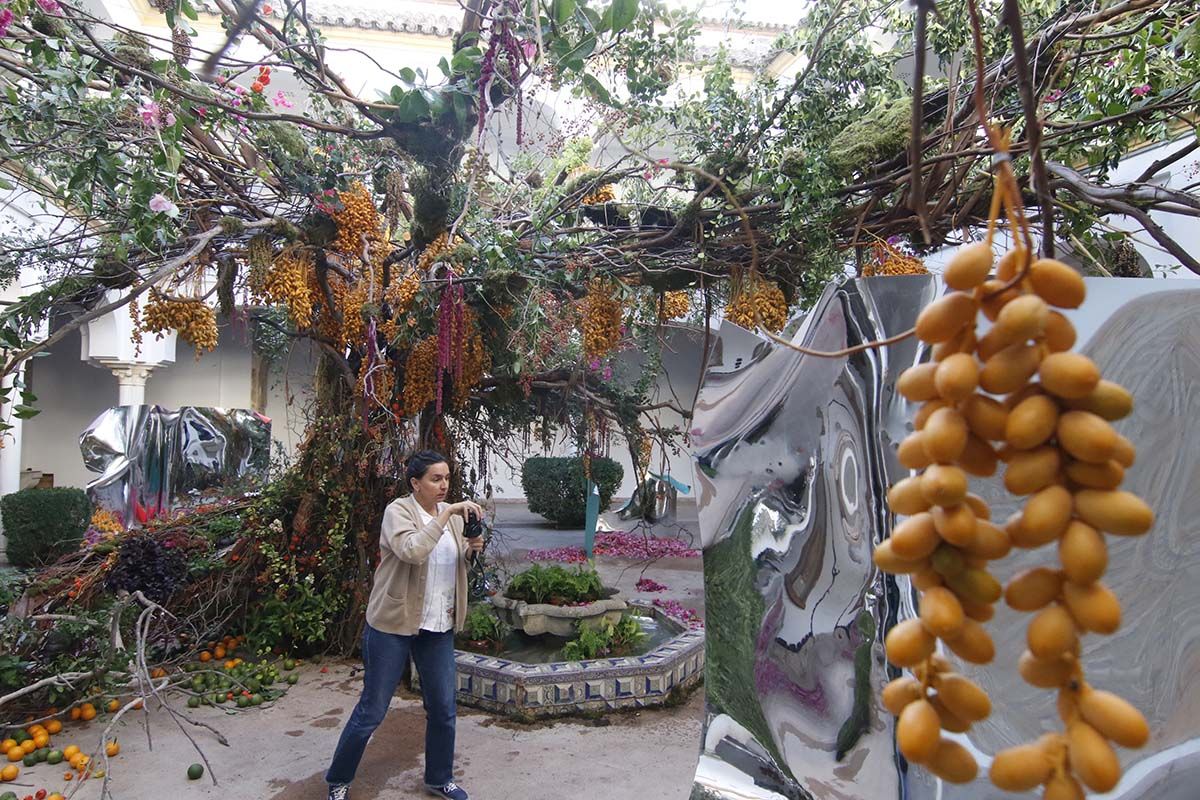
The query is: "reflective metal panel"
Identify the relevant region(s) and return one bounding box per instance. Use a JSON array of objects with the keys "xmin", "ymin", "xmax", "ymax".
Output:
[
  {"xmin": 690, "ymin": 276, "xmax": 1200, "ymax": 799},
  {"xmin": 81, "ymin": 405, "xmax": 272, "ymax": 525}
]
